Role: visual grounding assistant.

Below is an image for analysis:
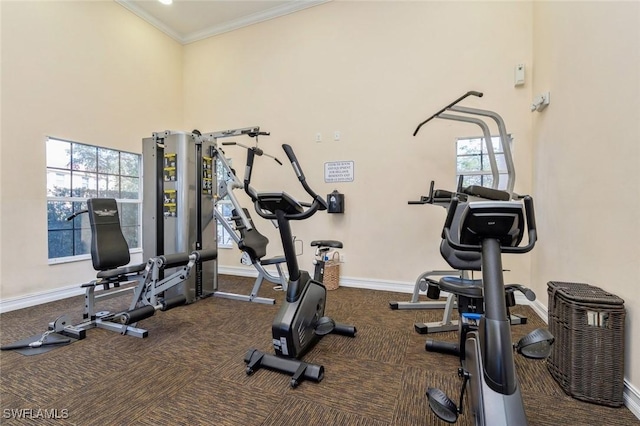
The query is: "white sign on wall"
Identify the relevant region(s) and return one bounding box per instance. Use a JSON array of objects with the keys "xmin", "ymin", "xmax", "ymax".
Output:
[{"xmin": 324, "ymin": 161, "xmax": 354, "ymax": 183}]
